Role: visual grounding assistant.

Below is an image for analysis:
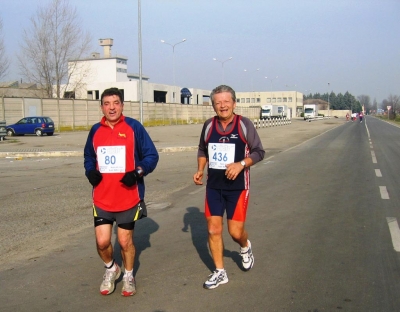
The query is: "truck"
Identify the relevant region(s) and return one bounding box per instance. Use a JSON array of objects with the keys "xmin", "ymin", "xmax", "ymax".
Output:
[
  {"xmin": 303, "ymin": 104, "xmax": 319, "ymax": 120},
  {"xmin": 260, "ymin": 104, "xmax": 288, "ymax": 119},
  {"xmin": 276, "ymin": 105, "xmax": 288, "ymax": 118},
  {"xmin": 260, "ymin": 105, "xmax": 272, "ymax": 119}
]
